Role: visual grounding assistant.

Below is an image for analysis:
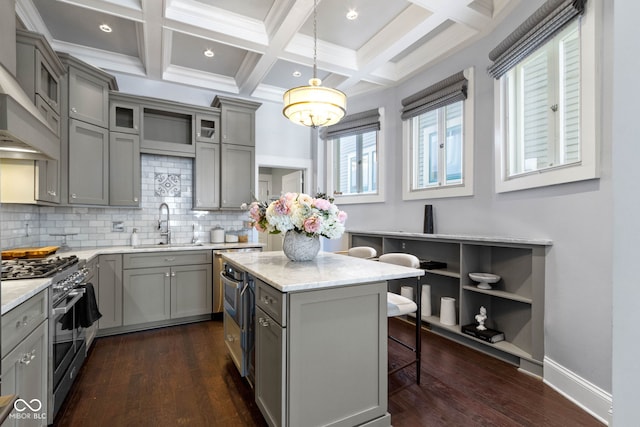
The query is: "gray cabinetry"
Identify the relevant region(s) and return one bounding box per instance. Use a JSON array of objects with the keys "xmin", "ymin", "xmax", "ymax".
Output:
[
  {"xmin": 35, "ymin": 158, "xmax": 59, "ymax": 204},
  {"xmin": 1, "ymin": 292, "xmax": 48, "ymax": 427},
  {"xmin": 97, "ymin": 254, "xmax": 123, "ymax": 331},
  {"xmin": 196, "ymin": 113, "xmax": 219, "ymax": 143},
  {"xmin": 109, "ymin": 132, "xmax": 140, "ymax": 206},
  {"xmin": 193, "ymin": 142, "xmax": 220, "ymax": 209},
  {"xmin": 58, "ymin": 53, "xmax": 117, "ymax": 206},
  {"xmin": 109, "ymin": 99, "xmax": 139, "ymax": 134},
  {"xmin": 212, "ymin": 96, "xmax": 260, "ymax": 146},
  {"xmin": 123, "ymin": 267, "xmax": 171, "ymax": 325},
  {"xmin": 15, "ymin": 29, "xmax": 64, "ymax": 205},
  {"xmin": 255, "ymin": 306, "xmax": 285, "ymax": 427},
  {"xmin": 220, "ymin": 144, "xmax": 254, "ymax": 209},
  {"xmin": 349, "ymin": 231, "xmax": 551, "ymax": 376},
  {"xmin": 254, "ymin": 279, "xmax": 389, "ymax": 427},
  {"xmin": 141, "ymin": 105, "xmax": 195, "ymax": 157},
  {"xmin": 66, "ymin": 63, "xmax": 110, "ymax": 128},
  {"xmin": 68, "ymin": 119, "xmax": 109, "ymax": 205},
  {"xmin": 122, "ymin": 251, "xmax": 213, "ymax": 327}
]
